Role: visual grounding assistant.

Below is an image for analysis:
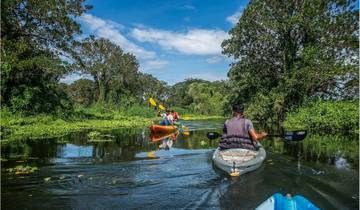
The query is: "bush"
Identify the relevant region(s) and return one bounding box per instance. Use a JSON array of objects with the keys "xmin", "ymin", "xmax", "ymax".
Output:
[{"xmin": 284, "ymin": 100, "xmax": 359, "ymax": 133}]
